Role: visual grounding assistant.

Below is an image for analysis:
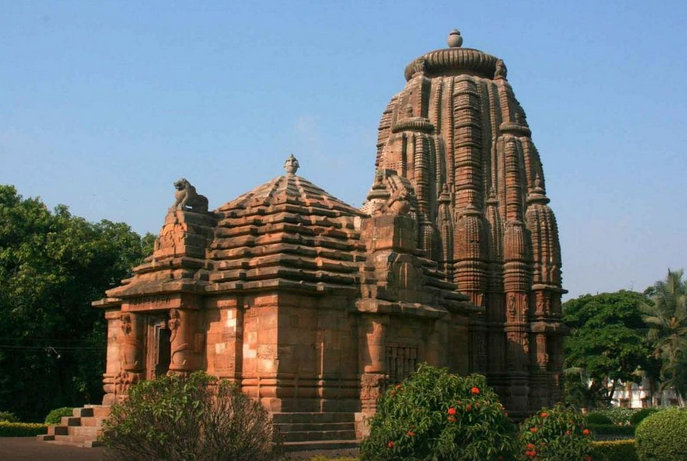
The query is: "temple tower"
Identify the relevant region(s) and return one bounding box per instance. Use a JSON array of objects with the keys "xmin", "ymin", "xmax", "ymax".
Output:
[{"xmin": 372, "ymin": 30, "xmax": 566, "ymax": 415}]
